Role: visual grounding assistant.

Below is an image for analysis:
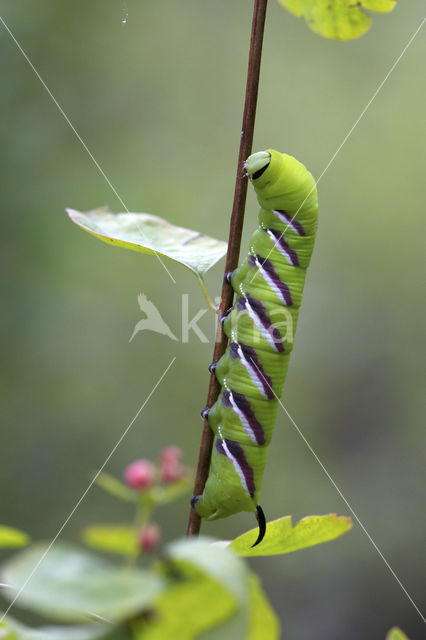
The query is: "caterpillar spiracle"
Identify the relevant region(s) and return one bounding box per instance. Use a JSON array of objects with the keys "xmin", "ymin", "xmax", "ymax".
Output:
[{"xmin": 192, "ymin": 149, "xmax": 318, "ymax": 546}]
